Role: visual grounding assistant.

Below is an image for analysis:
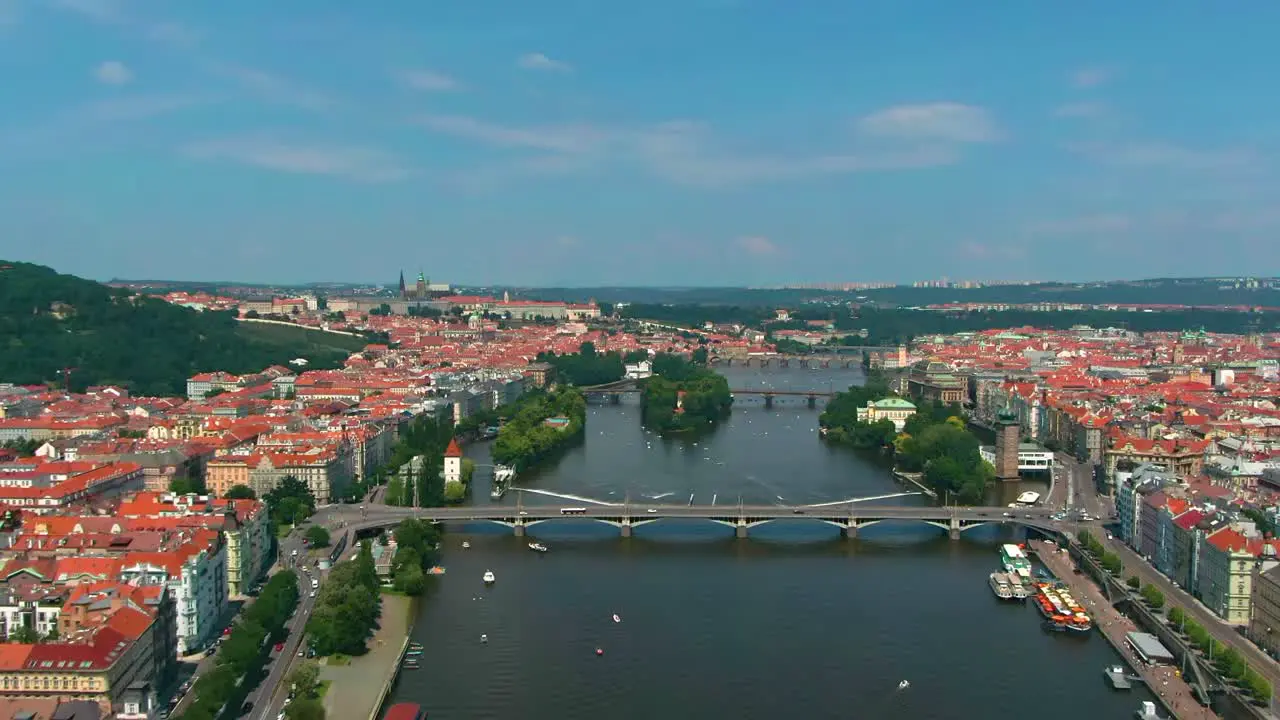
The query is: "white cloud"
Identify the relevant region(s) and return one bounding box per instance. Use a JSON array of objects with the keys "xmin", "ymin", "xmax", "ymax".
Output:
[
  {"xmin": 517, "ymin": 52, "xmax": 572, "ymax": 73},
  {"xmin": 402, "ymin": 69, "xmax": 459, "ymax": 92},
  {"xmin": 206, "ymin": 63, "xmax": 332, "ymax": 110},
  {"xmin": 1071, "ymin": 66, "xmax": 1111, "ymax": 89},
  {"xmin": 1053, "ymin": 102, "xmax": 1105, "ymax": 118},
  {"xmin": 1068, "ymin": 141, "xmax": 1258, "ymax": 172},
  {"xmin": 182, "ymin": 137, "xmax": 409, "ymax": 182},
  {"xmin": 1026, "ymin": 214, "xmax": 1133, "ymax": 235},
  {"xmin": 415, "ymin": 114, "xmax": 607, "ymax": 153},
  {"xmin": 418, "ymin": 113, "xmax": 963, "ymax": 188},
  {"xmin": 857, "ymin": 103, "xmax": 1000, "ymax": 143},
  {"xmin": 93, "ymin": 60, "xmax": 133, "ymax": 85},
  {"xmin": 735, "ymin": 236, "xmax": 778, "ymax": 256}
]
